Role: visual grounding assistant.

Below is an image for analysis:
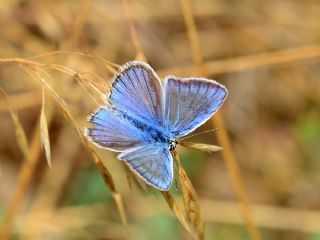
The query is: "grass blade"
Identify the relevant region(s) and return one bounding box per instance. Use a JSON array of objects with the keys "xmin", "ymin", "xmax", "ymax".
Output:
[
  {"xmin": 21, "ymin": 65, "xmax": 128, "ymax": 227},
  {"xmin": 173, "ymin": 151, "xmax": 205, "ymax": 240},
  {"xmin": 0, "ymin": 88, "xmax": 29, "ymax": 161},
  {"xmin": 161, "ymin": 191, "xmax": 192, "ymax": 234},
  {"xmin": 180, "ymin": 142, "xmax": 223, "ymax": 153},
  {"xmin": 40, "ymin": 88, "xmax": 52, "ymax": 169},
  {"xmin": 179, "ymin": 0, "xmax": 262, "ymax": 238}
]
